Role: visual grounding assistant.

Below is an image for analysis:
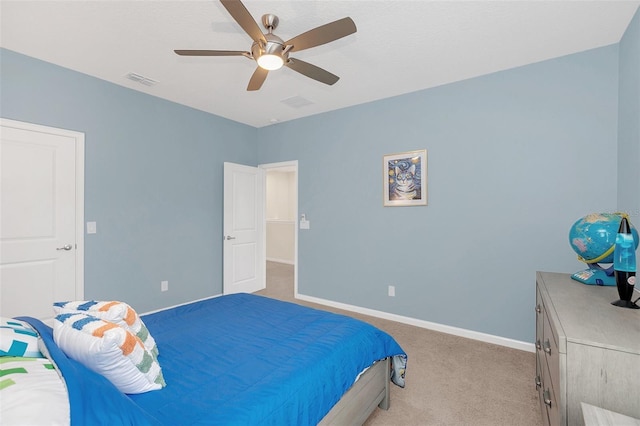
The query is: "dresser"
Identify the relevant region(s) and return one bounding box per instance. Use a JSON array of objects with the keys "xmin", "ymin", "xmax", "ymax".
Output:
[{"xmin": 535, "ymin": 271, "xmax": 640, "ymax": 425}]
